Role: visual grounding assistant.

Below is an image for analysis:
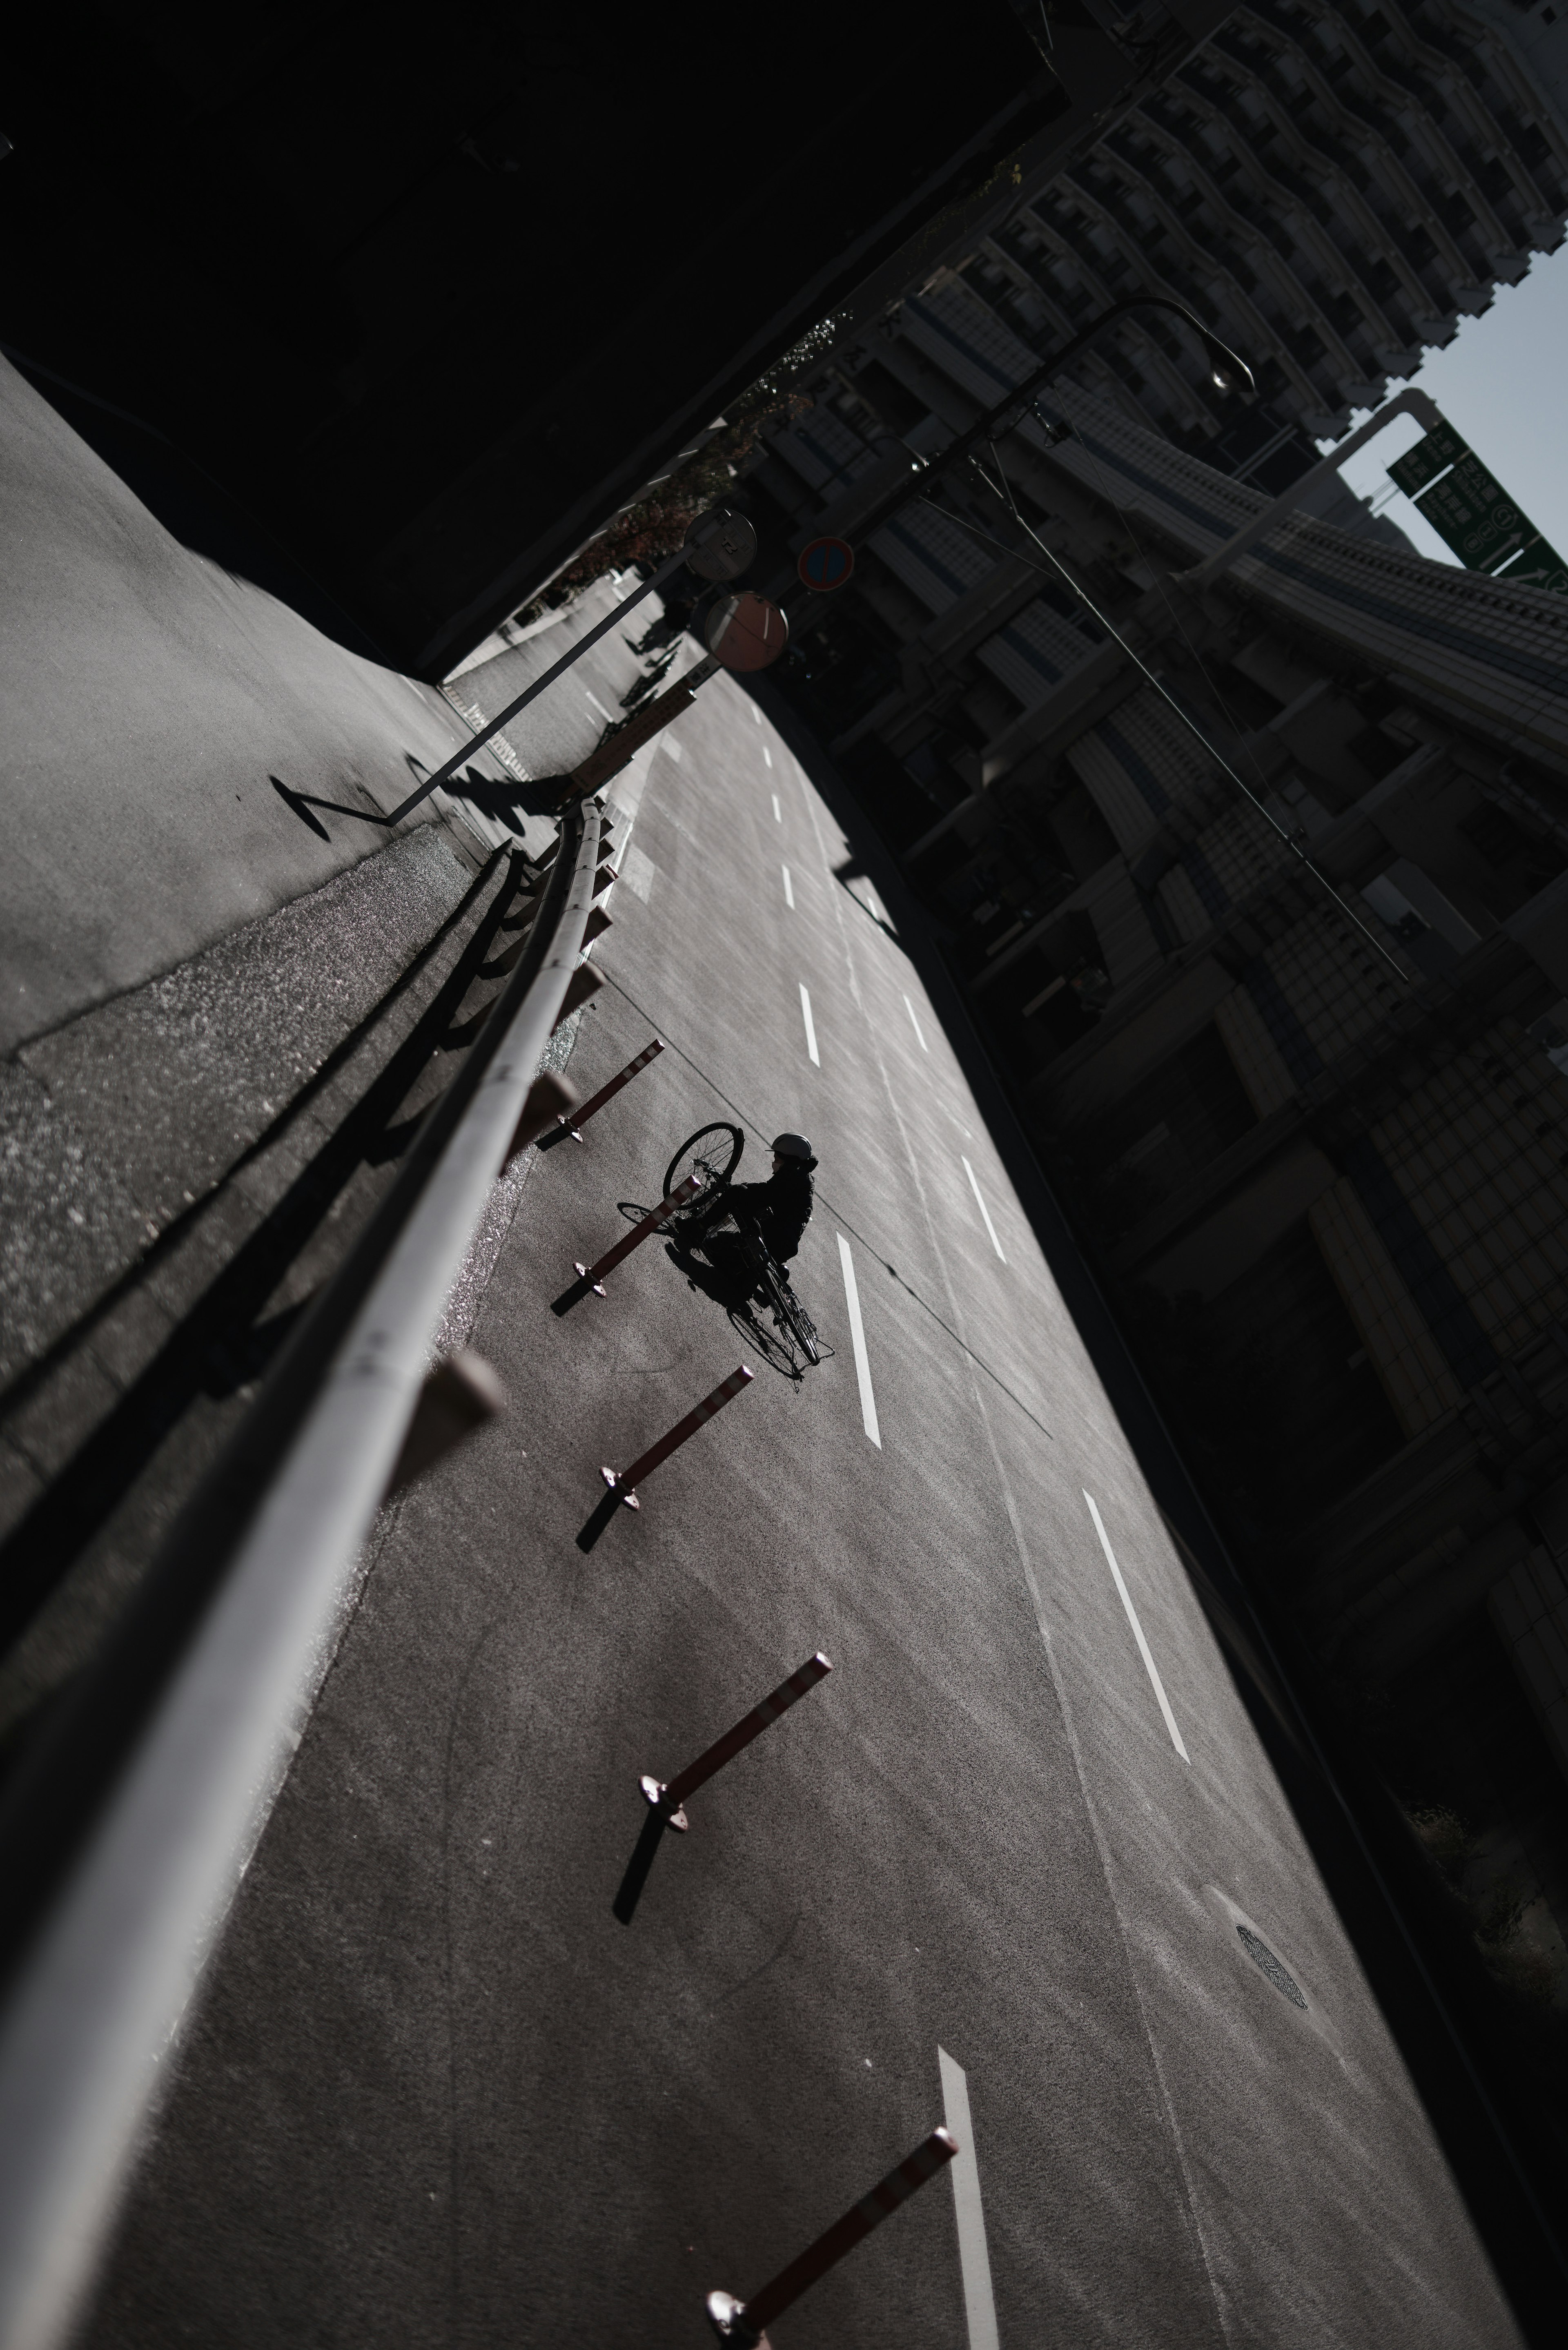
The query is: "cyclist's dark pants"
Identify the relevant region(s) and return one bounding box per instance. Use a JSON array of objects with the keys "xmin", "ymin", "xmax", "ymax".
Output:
[{"xmin": 671, "ymin": 1226, "xmax": 760, "ymax": 1311}]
